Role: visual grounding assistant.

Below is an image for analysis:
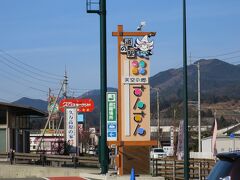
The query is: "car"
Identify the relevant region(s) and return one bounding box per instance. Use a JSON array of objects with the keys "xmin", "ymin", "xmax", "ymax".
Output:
[
  {"xmin": 150, "ymin": 148, "xmax": 167, "ymax": 159},
  {"xmin": 207, "ymin": 151, "xmax": 240, "ymax": 180},
  {"xmin": 163, "ymin": 146, "xmax": 174, "ymax": 156}
]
